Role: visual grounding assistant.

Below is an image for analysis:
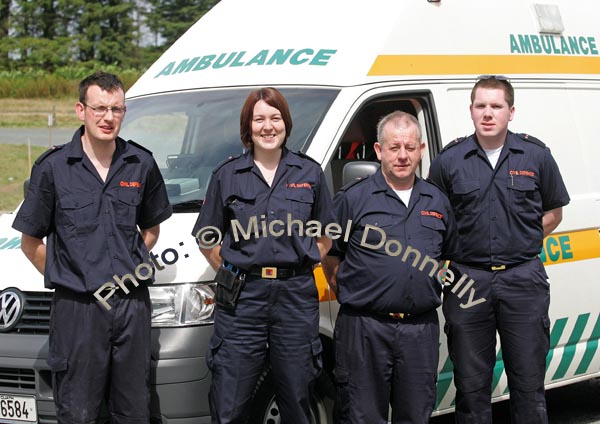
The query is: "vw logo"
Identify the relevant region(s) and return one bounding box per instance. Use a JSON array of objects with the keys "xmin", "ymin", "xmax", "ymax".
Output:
[{"xmin": 0, "ymin": 288, "xmax": 25, "ymax": 332}]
